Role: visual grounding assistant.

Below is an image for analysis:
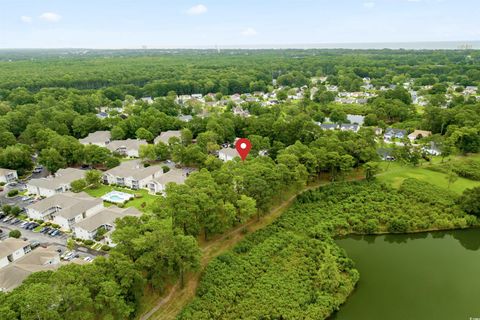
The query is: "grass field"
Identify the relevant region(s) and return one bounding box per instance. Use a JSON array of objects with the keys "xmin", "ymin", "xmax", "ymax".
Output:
[
  {"xmin": 84, "ymin": 185, "xmax": 160, "ymax": 213},
  {"xmin": 377, "ymin": 161, "xmax": 480, "ymax": 194}
]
